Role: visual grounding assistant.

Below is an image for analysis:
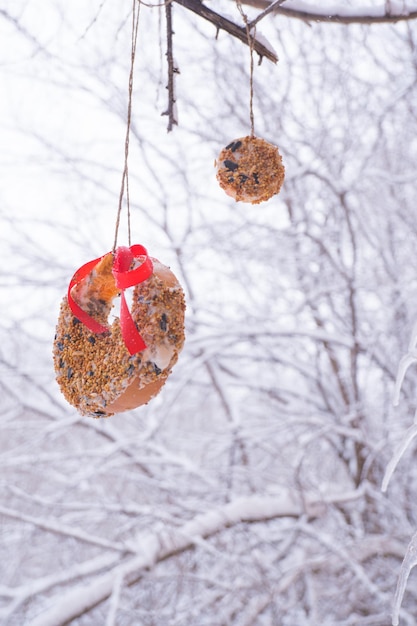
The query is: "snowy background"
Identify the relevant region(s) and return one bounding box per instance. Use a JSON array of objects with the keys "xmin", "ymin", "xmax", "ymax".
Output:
[{"xmin": 2, "ymin": 0, "xmax": 417, "ymax": 624}]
